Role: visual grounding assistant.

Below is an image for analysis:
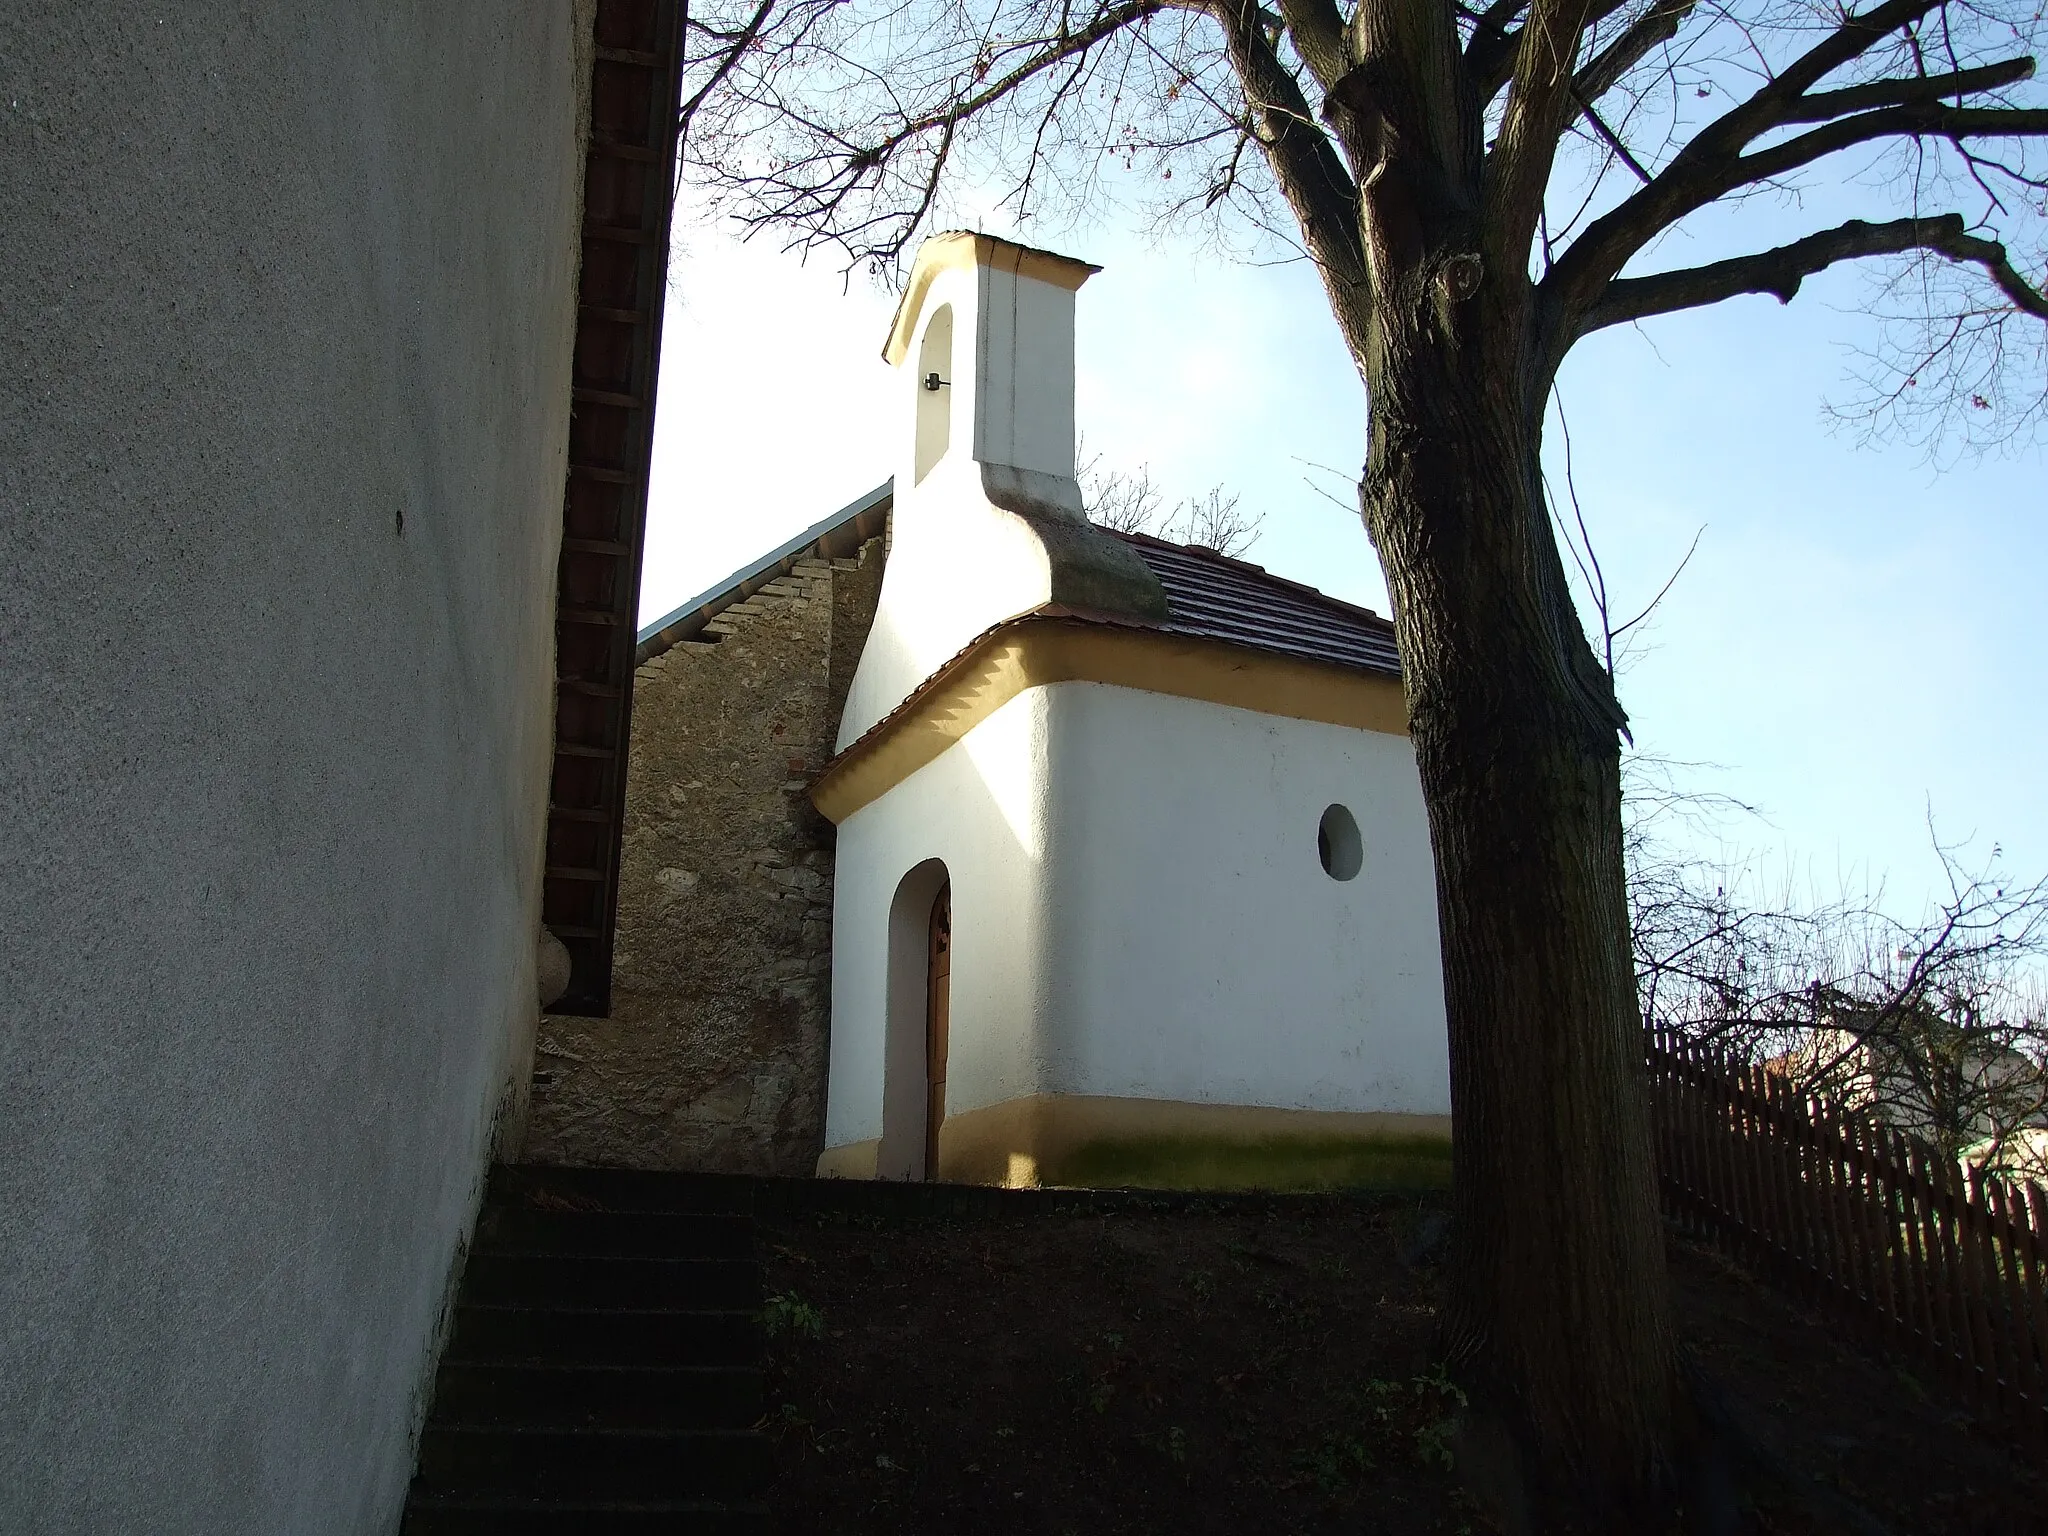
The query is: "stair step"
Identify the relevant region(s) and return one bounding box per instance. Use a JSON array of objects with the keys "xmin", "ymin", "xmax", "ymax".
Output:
[
  {"xmin": 447, "ymin": 1305, "xmax": 763, "ymax": 1368},
  {"xmin": 413, "ymin": 1426, "xmax": 772, "ymax": 1502},
  {"xmin": 492, "ymin": 1164, "xmax": 754, "ymax": 1216},
  {"xmin": 402, "ymin": 1497, "xmax": 769, "ymax": 1535},
  {"xmin": 427, "ymin": 1362, "xmax": 764, "ymax": 1430},
  {"xmin": 476, "ymin": 1207, "xmax": 755, "ymax": 1261},
  {"xmin": 462, "ymin": 1254, "xmax": 760, "ymax": 1310},
  {"xmin": 405, "ymin": 1167, "xmax": 774, "ymax": 1530}
]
